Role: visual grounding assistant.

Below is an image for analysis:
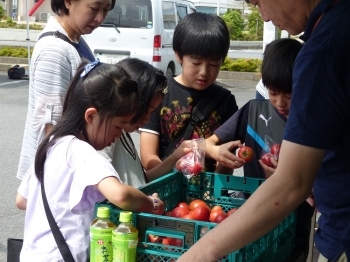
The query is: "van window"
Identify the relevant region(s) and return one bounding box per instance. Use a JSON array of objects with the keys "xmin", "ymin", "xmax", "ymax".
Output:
[
  {"xmin": 176, "ymin": 3, "xmax": 187, "ymax": 21},
  {"xmin": 102, "ymin": 0, "xmax": 153, "ymax": 28},
  {"xmin": 162, "ymin": 1, "xmax": 176, "ymax": 29}
]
